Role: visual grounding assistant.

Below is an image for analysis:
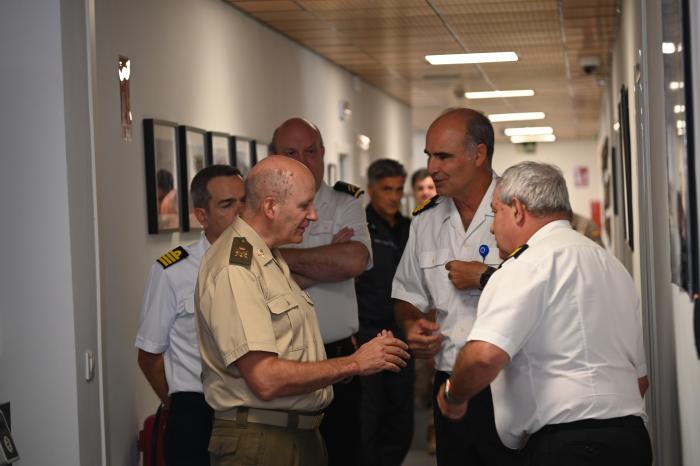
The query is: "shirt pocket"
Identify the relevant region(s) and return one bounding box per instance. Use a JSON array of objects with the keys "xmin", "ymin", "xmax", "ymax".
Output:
[
  {"xmin": 418, "ymin": 248, "xmax": 450, "ymax": 309},
  {"xmin": 267, "ymin": 293, "xmax": 306, "ymax": 354}
]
